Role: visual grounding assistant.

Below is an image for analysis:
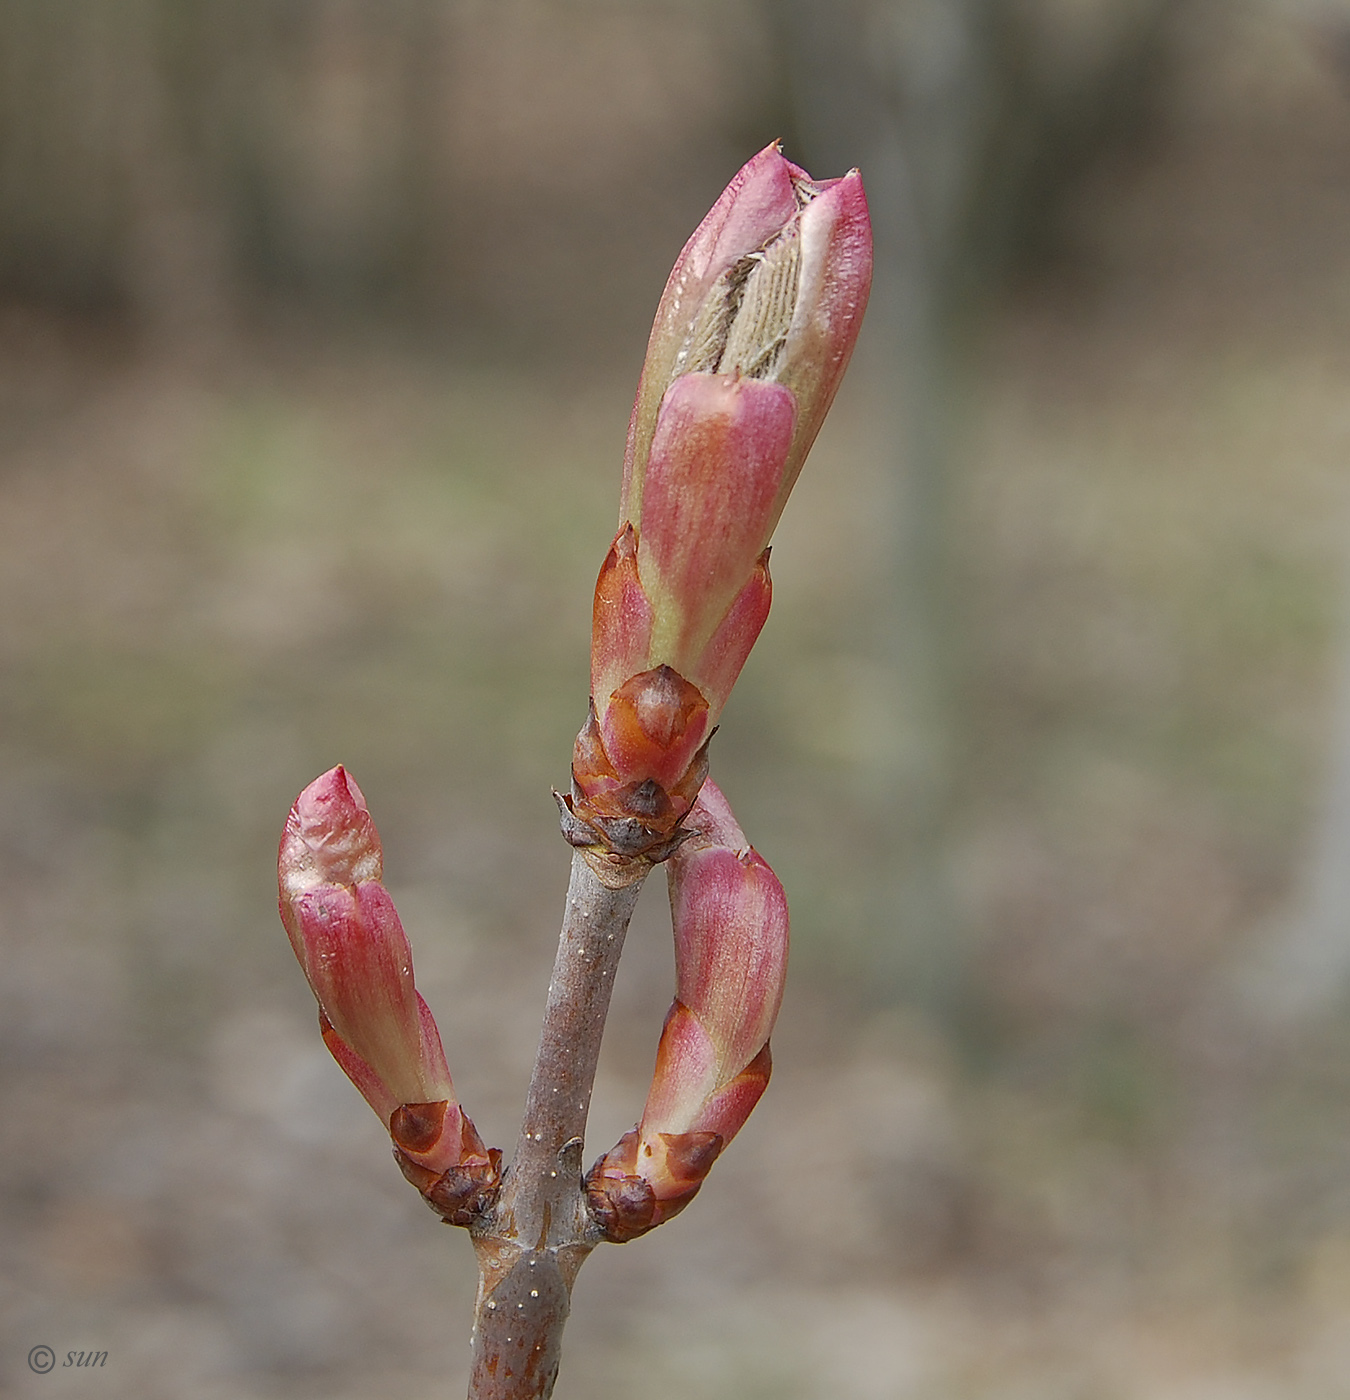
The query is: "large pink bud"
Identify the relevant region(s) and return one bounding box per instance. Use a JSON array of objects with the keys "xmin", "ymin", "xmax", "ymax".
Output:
[{"xmin": 567, "ymin": 143, "xmax": 872, "ymax": 858}]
